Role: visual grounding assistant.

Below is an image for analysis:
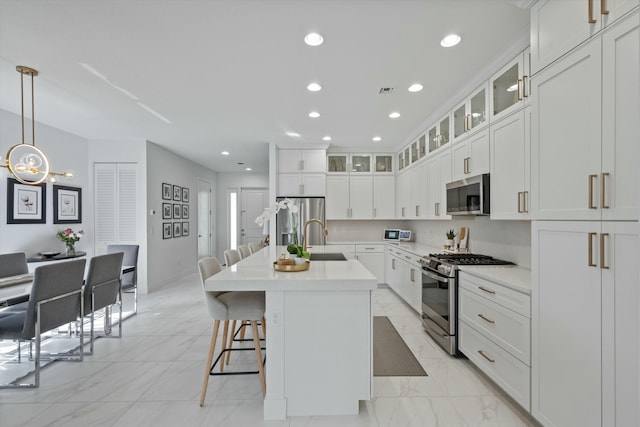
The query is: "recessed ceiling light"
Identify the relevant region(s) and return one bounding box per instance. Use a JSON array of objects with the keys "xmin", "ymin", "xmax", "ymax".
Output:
[
  {"xmin": 372, "ymin": 136, "xmax": 382, "ymax": 142},
  {"xmin": 304, "ymin": 32, "xmax": 324, "ymax": 46},
  {"xmin": 507, "ymin": 83, "xmax": 519, "ymax": 92},
  {"xmin": 245, "ymin": 167, "xmax": 252, "ymax": 171},
  {"xmin": 440, "ymin": 34, "xmax": 462, "ymax": 47},
  {"xmin": 286, "ymin": 131, "xmax": 301, "ymax": 137},
  {"xmin": 221, "ymin": 151, "xmax": 230, "ymax": 156},
  {"xmin": 389, "ymin": 112, "xmax": 401, "ymax": 119},
  {"xmin": 408, "ymin": 83, "xmax": 423, "ymax": 92},
  {"xmin": 322, "ymin": 136, "xmax": 332, "ymax": 141},
  {"xmin": 307, "ymin": 82, "xmax": 322, "ymax": 92},
  {"xmin": 308, "ymin": 111, "xmax": 320, "ymax": 118}
]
